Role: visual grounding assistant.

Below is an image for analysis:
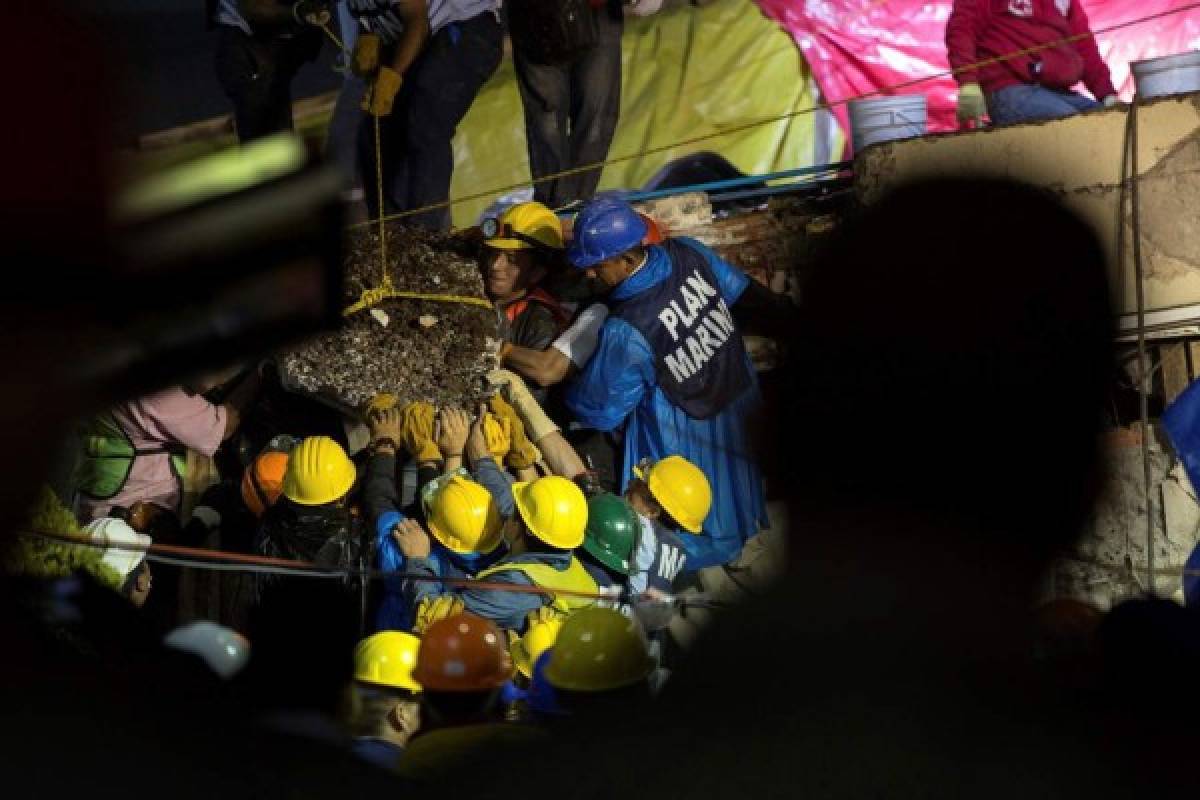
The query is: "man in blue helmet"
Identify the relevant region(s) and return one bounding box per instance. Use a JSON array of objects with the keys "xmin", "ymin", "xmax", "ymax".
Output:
[{"xmin": 562, "ymin": 194, "xmax": 789, "ymax": 571}]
